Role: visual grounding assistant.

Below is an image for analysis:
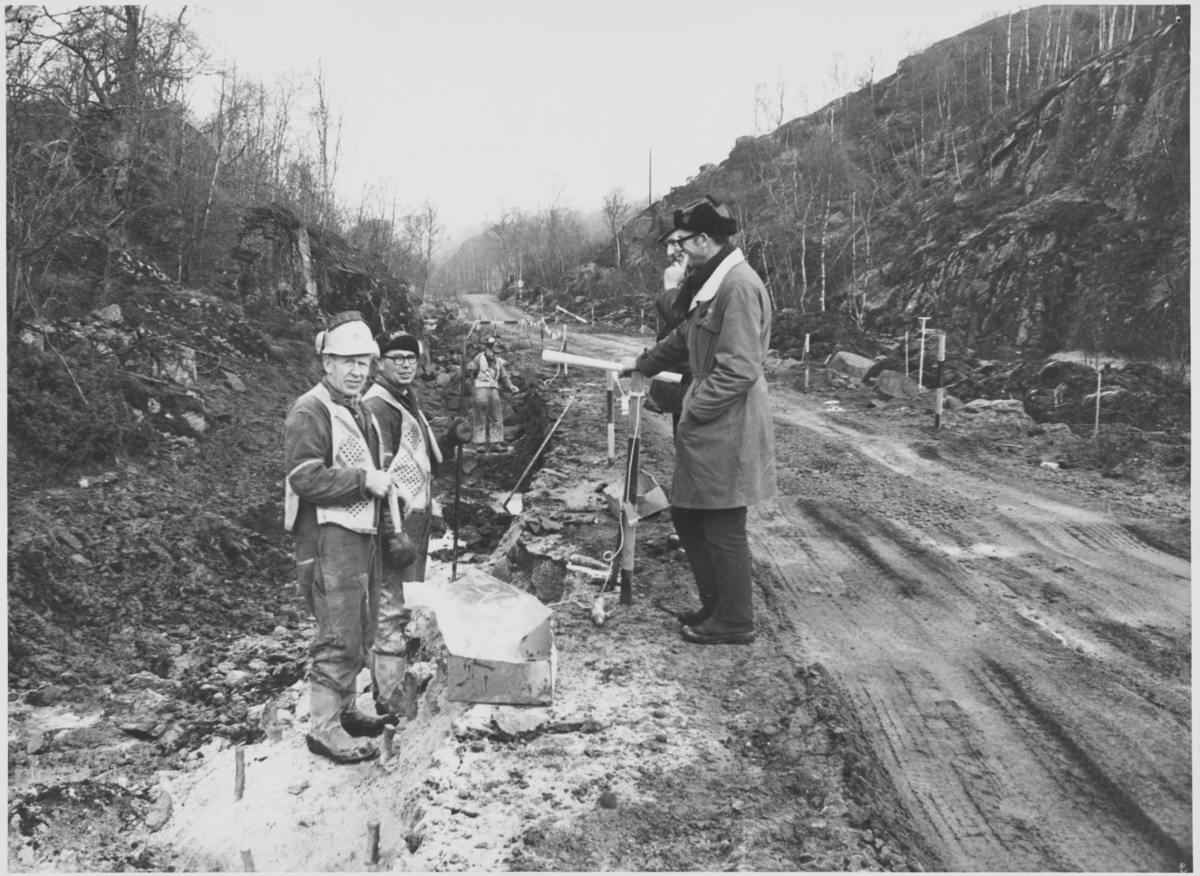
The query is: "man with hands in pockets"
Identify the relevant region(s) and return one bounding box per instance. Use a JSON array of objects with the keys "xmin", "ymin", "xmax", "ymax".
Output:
[{"xmin": 618, "ymin": 197, "xmax": 777, "ymax": 646}]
